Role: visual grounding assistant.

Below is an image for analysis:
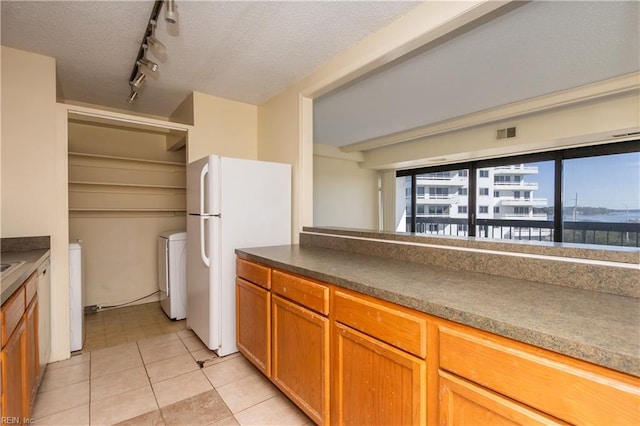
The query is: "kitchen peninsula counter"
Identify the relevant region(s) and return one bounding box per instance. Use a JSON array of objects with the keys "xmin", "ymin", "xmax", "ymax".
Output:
[{"xmin": 236, "ymin": 244, "xmax": 640, "ymax": 377}]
